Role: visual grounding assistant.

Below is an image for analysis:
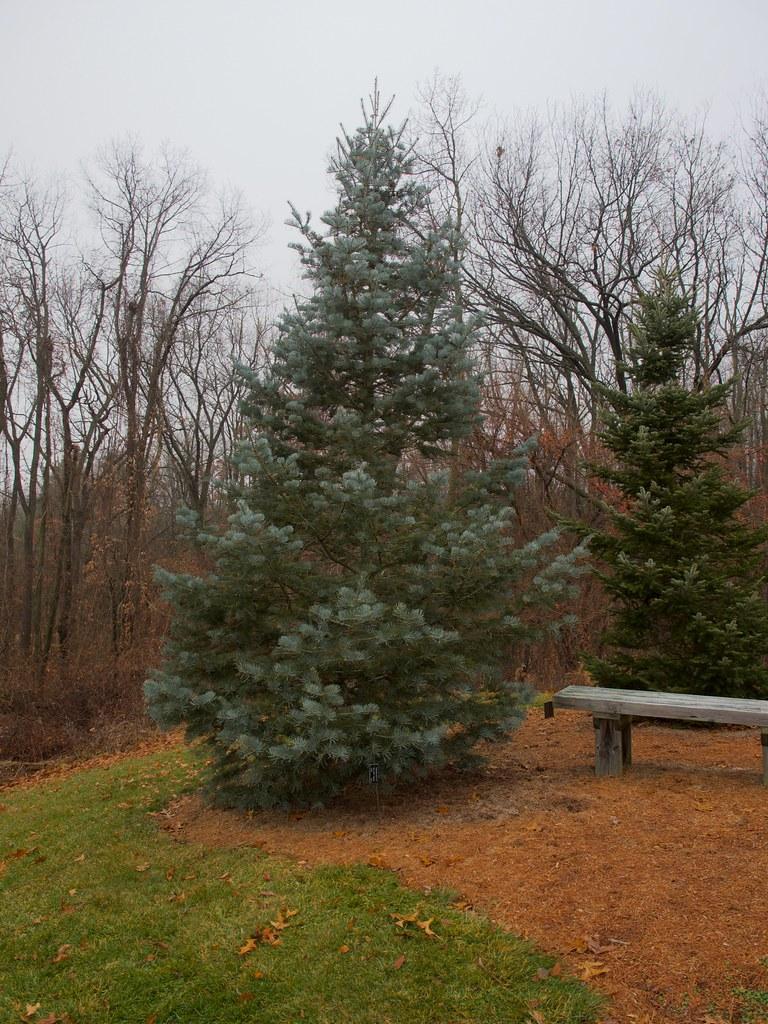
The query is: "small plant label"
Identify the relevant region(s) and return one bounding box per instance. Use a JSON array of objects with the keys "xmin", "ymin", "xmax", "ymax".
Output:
[{"xmin": 368, "ymin": 764, "xmax": 380, "ymax": 784}]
